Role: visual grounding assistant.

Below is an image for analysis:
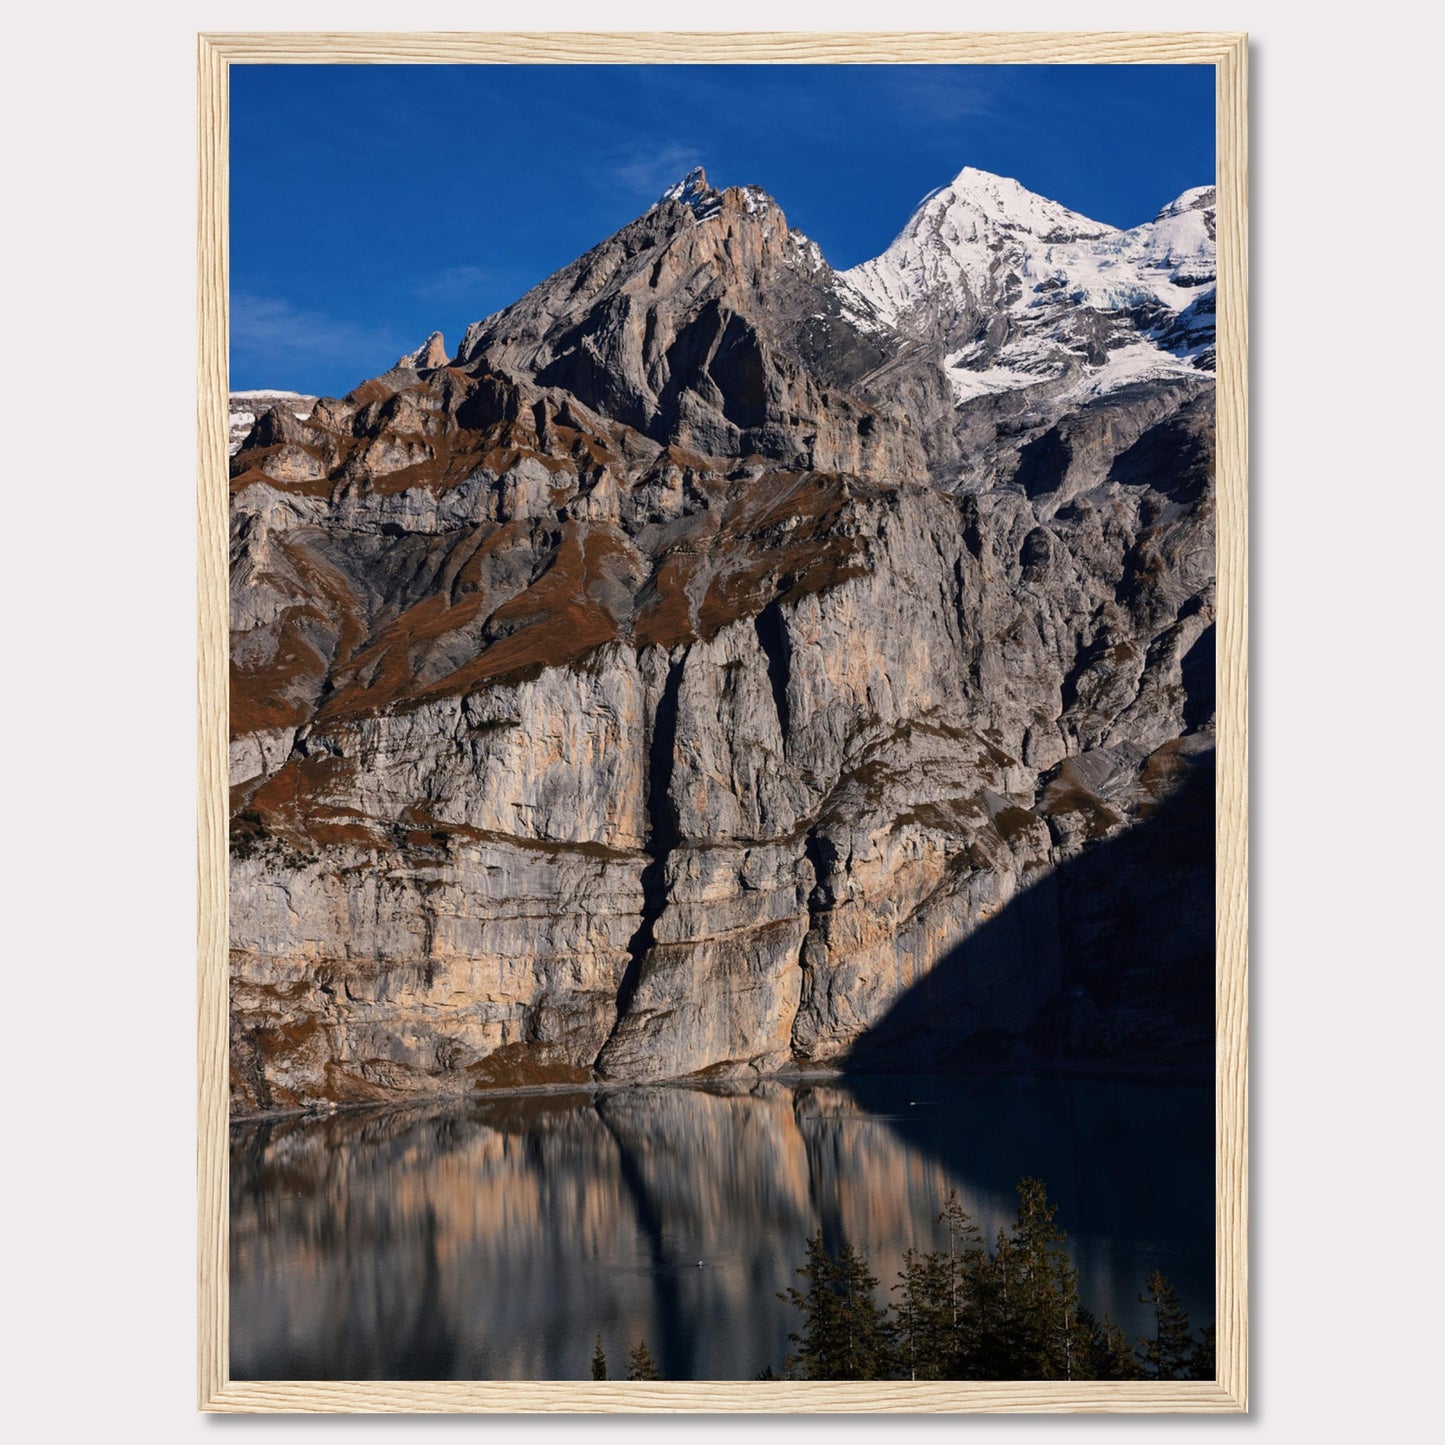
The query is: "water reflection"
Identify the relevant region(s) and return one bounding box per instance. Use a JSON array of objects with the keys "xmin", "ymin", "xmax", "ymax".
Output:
[{"xmin": 230, "ymin": 1075, "xmax": 1212, "ymax": 1380}]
